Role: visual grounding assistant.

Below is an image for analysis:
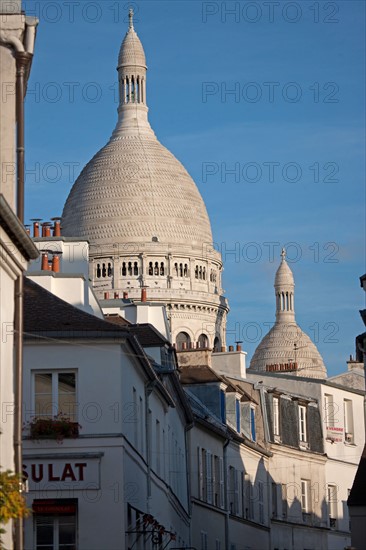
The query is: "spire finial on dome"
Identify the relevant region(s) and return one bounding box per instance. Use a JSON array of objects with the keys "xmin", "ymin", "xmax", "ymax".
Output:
[
  {"xmin": 281, "ymin": 247, "xmax": 286, "ymax": 261},
  {"xmin": 128, "ymin": 8, "xmax": 134, "ymax": 30}
]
